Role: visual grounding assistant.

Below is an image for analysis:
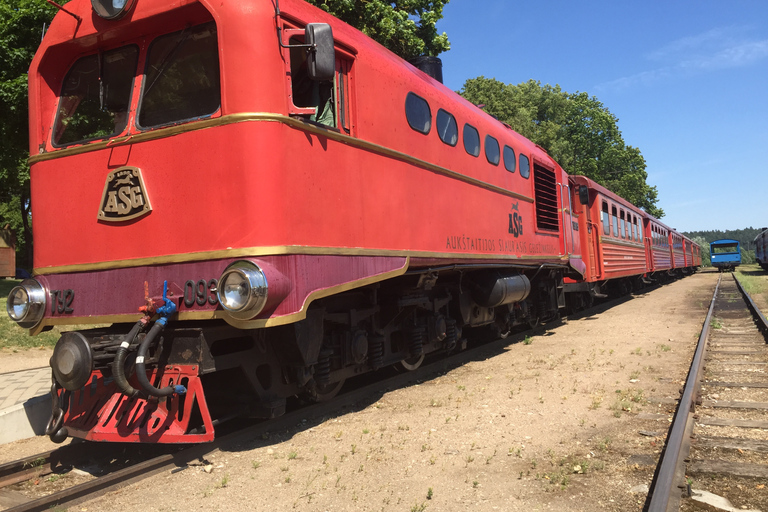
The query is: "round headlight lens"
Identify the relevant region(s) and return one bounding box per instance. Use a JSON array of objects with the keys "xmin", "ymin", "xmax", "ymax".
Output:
[
  {"xmin": 219, "ymin": 272, "xmax": 251, "ymax": 311},
  {"xmin": 7, "ymin": 286, "xmax": 30, "ymax": 321},
  {"xmin": 5, "ymin": 279, "xmax": 47, "ymax": 329},
  {"xmin": 216, "ymin": 261, "xmax": 269, "ymax": 320},
  {"xmin": 91, "ymin": 0, "xmax": 137, "ymax": 20}
]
